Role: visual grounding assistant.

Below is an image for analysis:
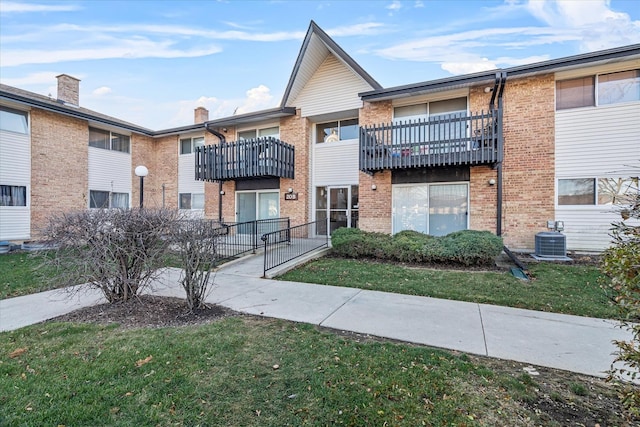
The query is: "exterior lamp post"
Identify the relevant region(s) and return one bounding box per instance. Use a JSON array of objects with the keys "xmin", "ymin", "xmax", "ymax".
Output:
[{"xmin": 134, "ymin": 165, "xmax": 148, "ymax": 209}]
